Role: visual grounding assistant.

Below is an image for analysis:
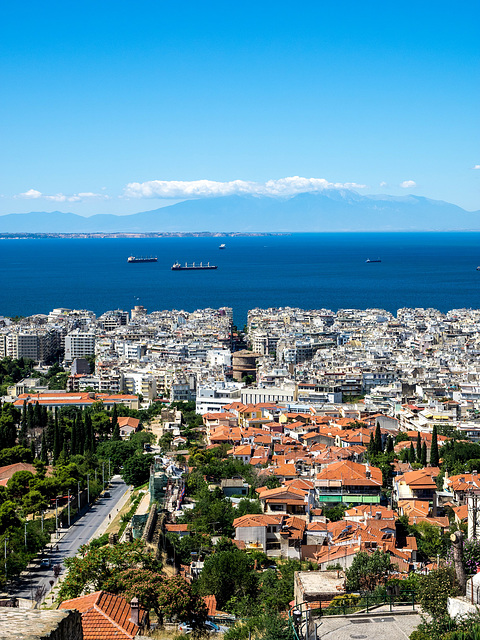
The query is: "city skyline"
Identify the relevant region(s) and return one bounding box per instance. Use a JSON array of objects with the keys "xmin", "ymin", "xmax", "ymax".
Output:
[{"xmin": 1, "ymin": 1, "xmax": 479, "ymax": 217}]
